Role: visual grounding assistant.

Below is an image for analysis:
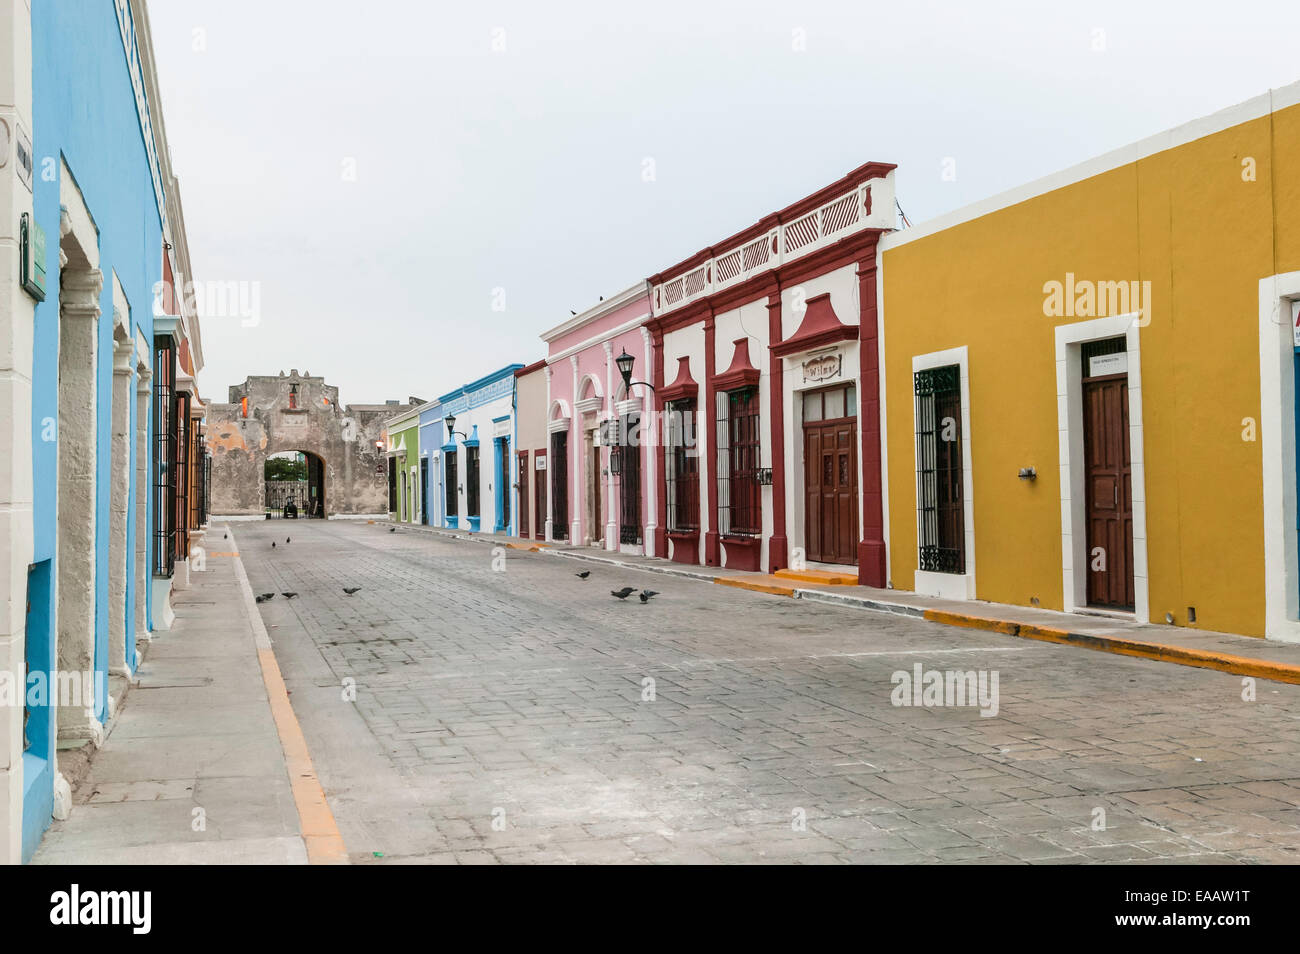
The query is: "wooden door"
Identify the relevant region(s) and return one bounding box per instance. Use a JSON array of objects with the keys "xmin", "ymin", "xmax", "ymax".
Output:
[
  {"xmin": 1083, "ymin": 375, "xmax": 1134, "ymax": 608},
  {"xmin": 804, "ymin": 419, "xmax": 858, "ymax": 564},
  {"xmin": 591, "ymin": 442, "xmax": 601, "ymax": 543},
  {"xmin": 517, "ymin": 452, "xmax": 529, "ymax": 537}
]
